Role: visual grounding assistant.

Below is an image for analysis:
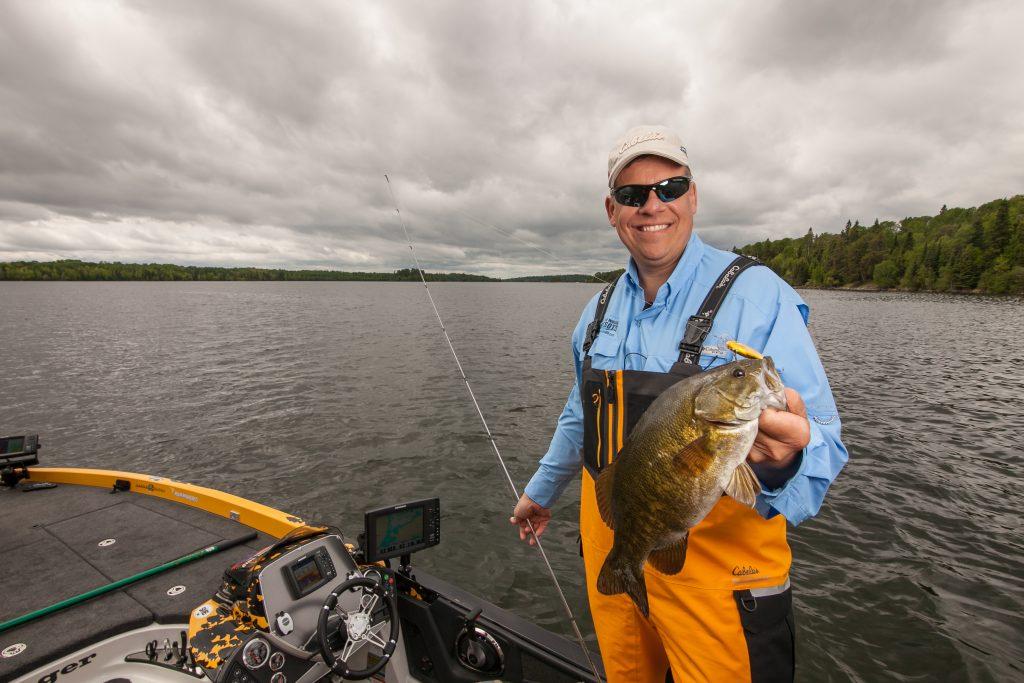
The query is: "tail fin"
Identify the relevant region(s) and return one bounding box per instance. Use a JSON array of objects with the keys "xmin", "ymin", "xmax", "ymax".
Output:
[{"xmin": 597, "ymin": 550, "xmax": 650, "ymax": 617}]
